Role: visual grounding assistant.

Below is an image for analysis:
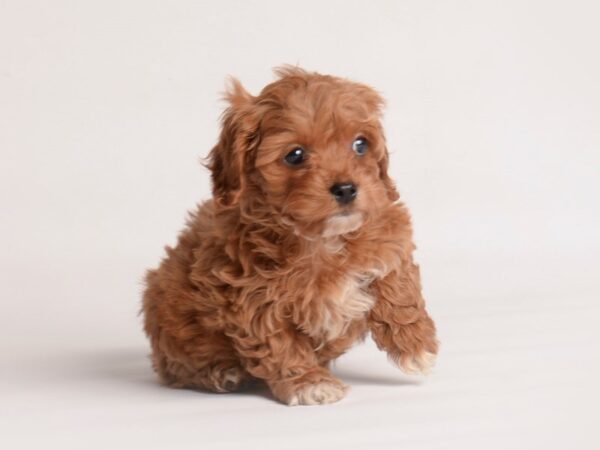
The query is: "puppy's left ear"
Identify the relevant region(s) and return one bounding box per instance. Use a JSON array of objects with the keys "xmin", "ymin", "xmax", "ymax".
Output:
[
  {"xmin": 208, "ymin": 78, "xmax": 261, "ymax": 208},
  {"xmin": 379, "ymin": 146, "xmax": 400, "ymax": 202},
  {"xmin": 363, "ymin": 89, "xmax": 399, "ymax": 202}
]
